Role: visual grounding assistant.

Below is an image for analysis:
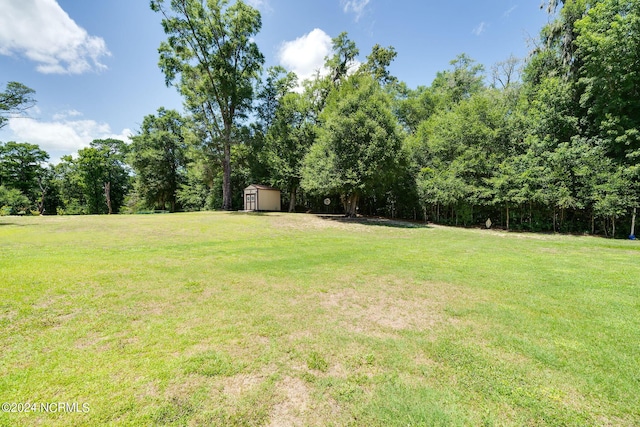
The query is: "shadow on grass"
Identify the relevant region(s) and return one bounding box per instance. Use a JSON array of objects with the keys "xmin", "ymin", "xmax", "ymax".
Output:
[
  {"xmin": 0, "ymin": 222, "xmax": 27, "ymax": 226},
  {"xmin": 233, "ymin": 211, "xmax": 283, "ymax": 216},
  {"xmin": 316, "ymin": 214, "xmax": 431, "ymax": 229}
]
